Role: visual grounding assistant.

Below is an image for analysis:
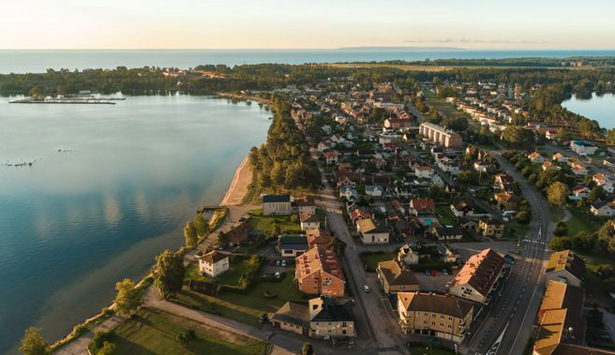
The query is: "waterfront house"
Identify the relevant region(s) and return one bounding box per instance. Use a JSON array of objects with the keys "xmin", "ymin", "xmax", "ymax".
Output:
[
  {"xmin": 199, "ymin": 251, "xmax": 230, "ymax": 278},
  {"xmin": 263, "ymin": 194, "xmax": 292, "ymax": 215}
]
